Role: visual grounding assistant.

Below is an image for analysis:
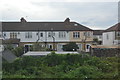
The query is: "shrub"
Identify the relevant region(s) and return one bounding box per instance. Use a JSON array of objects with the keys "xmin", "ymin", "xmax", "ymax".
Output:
[{"xmin": 12, "ymin": 46, "xmax": 24, "ymax": 57}]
